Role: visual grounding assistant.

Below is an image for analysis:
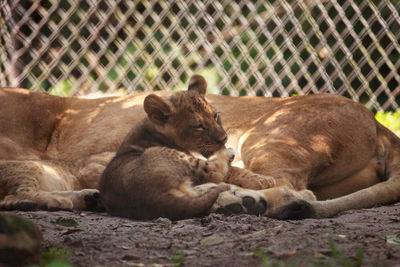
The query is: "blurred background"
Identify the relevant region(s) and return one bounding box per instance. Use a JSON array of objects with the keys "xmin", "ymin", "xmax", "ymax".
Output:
[{"xmin": 0, "ymin": 0, "xmax": 399, "ymax": 114}]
